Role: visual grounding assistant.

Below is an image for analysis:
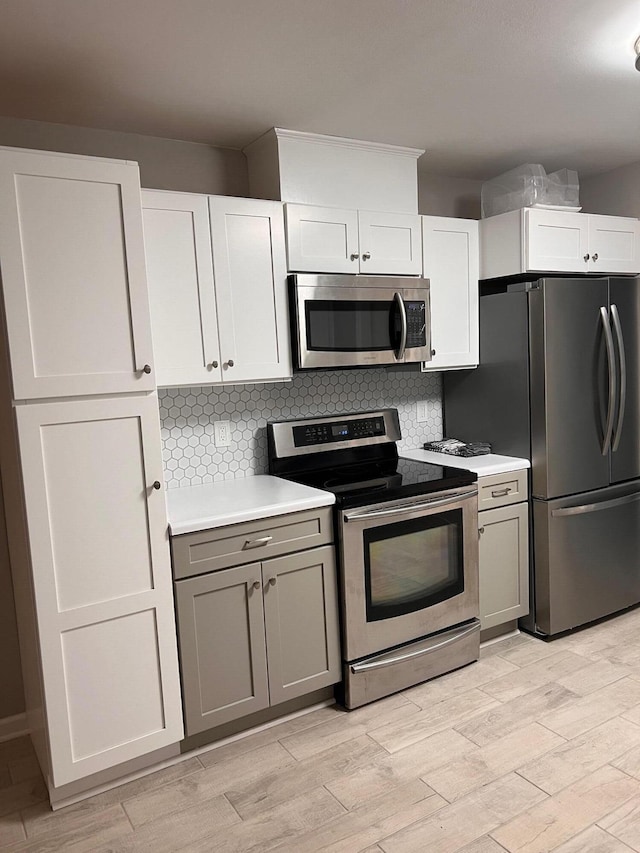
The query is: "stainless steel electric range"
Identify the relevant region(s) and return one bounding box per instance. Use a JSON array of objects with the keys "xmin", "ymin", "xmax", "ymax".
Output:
[{"xmin": 267, "ymin": 408, "xmax": 480, "ymax": 709}]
